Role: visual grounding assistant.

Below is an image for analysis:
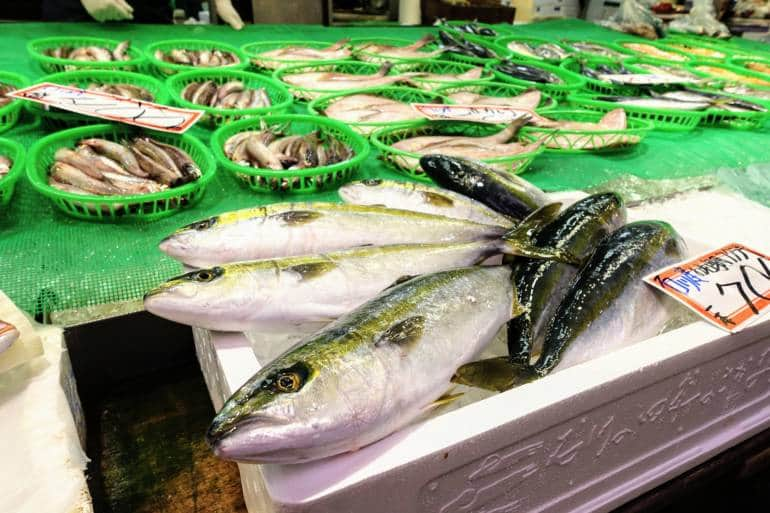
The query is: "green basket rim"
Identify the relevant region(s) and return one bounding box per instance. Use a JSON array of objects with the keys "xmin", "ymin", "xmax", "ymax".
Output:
[
  {"xmin": 0, "ymin": 71, "xmax": 31, "ymax": 118},
  {"xmin": 492, "ymin": 60, "xmax": 586, "ymax": 92},
  {"xmin": 145, "ymin": 39, "xmax": 249, "ymax": 73},
  {"xmin": 165, "ymin": 69, "xmax": 293, "ymax": 117},
  {"xmin": 568, "ymin": 94, "xmax": 705, "ymax": 130},
  {"xmin": 614, "ymin": 39, "xmax": 693, "ymax": 65},
  {"xmin": 370, "ymin": 120, "xmax": 545, "ymax": 166},
  {"xmin": 686, "ymin": 60, "xmax": 770, "ymax": 87},
  {"xmin": 210, "ymin": 114, "xmax": 371, "ymax": 179},
  {"xmin": 26, "ymin": 123, "xmax": 217, "ymax": 205},
  {"xmin": 559, "ymin": 39, "xmax": 633, "ymax": 58},
  {"xmin": 0, "ymin": 137, "xmax": 27, "ymax": 194},
  {"xmin": 241, "ymin": 40, "xmax": 354, "ymax": 67},
  {"xmin": 433, "ymin": 79, "xmax": 559, "ymax": 109},
  {"xmin": 273, "ymin": 60, "xmax": 387, "ymax": 96},
  {"xmin": 348, "ymin": 37, "xmax": 445, "ymax": 62},
  {"xmin": 656, "ymin": 39, "xmax": 730, "ymax": 61},
  {"xmin": 306, "ymin": 86, "xmax": 450, "ymax": 131},
  {"xmin": 494, "ymin": 35, "xmax": 570, "ymax": 63},
  {"xmin": 27, "ymin": 36, "xmax": 146, "ymax": 69},
  {"xmin": 728, "ymin": 56, "xmax": 770, "ymax": 78}
]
